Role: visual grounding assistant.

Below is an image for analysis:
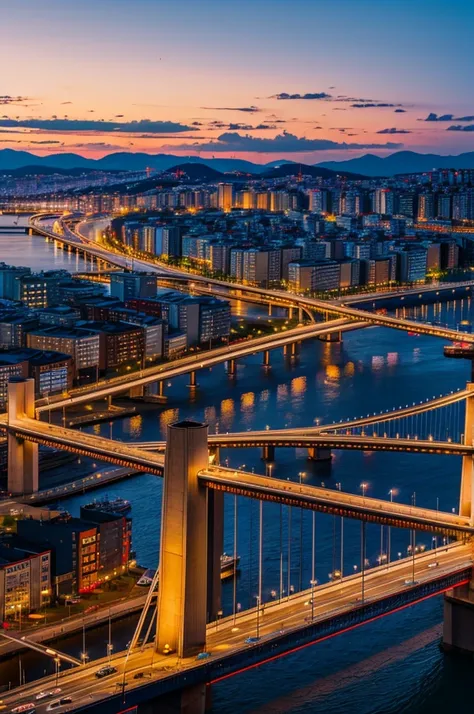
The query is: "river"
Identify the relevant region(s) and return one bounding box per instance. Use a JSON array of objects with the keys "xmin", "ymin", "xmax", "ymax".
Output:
[{"xmin": 1, "ymin": 224, "xmax": 473, "ymax": 713}]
